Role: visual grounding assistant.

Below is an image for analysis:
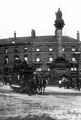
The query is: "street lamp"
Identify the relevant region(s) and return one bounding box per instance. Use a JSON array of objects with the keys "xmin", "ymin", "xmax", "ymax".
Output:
[{"xmin": 73, "ymin": 48, "xmax": 80, "ymax": 91}]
